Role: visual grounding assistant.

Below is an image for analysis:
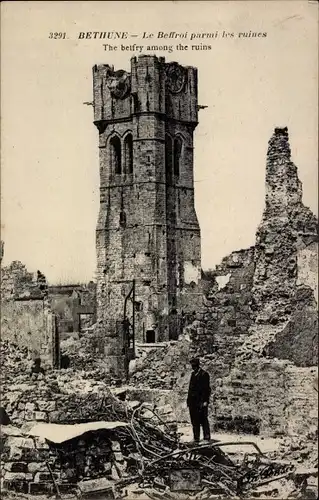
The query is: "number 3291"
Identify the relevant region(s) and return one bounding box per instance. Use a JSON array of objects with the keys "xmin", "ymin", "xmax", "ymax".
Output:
[{"xmin": 49, "ymin": 33, "xmax": 67, "ymax": 39}]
